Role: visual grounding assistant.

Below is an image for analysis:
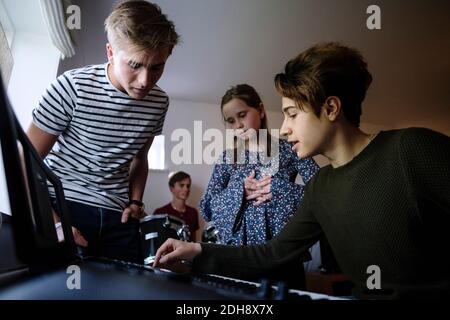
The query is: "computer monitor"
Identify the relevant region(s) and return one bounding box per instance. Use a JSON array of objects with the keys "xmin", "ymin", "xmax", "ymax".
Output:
[
  {"xmin": 0, "ymin": 142, "xmax": 25, "ymax": 275},
  {"xmin": 0, "ymin": 74, "xmax": 77, "ymax": 271}
]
